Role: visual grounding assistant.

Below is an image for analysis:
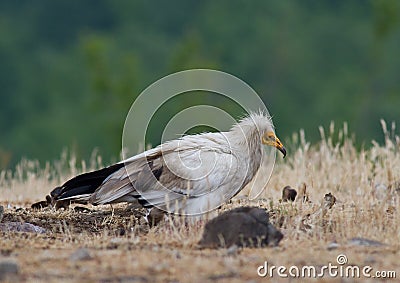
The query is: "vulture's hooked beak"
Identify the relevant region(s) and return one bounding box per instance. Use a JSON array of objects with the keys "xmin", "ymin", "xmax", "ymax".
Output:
[{"xmin": 262, "ymin": 131, "xmax": 287, "ymax": 158}]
